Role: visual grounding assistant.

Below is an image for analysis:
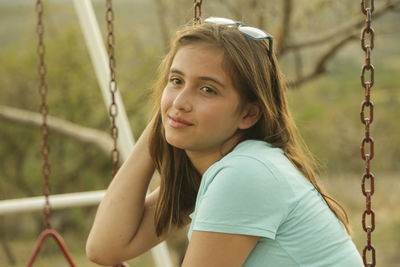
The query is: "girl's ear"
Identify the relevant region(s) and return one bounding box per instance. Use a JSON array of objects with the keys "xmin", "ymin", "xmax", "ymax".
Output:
[{"xmin": 238, "ymin": 102, "xmax": 262, "ymax": 130}]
